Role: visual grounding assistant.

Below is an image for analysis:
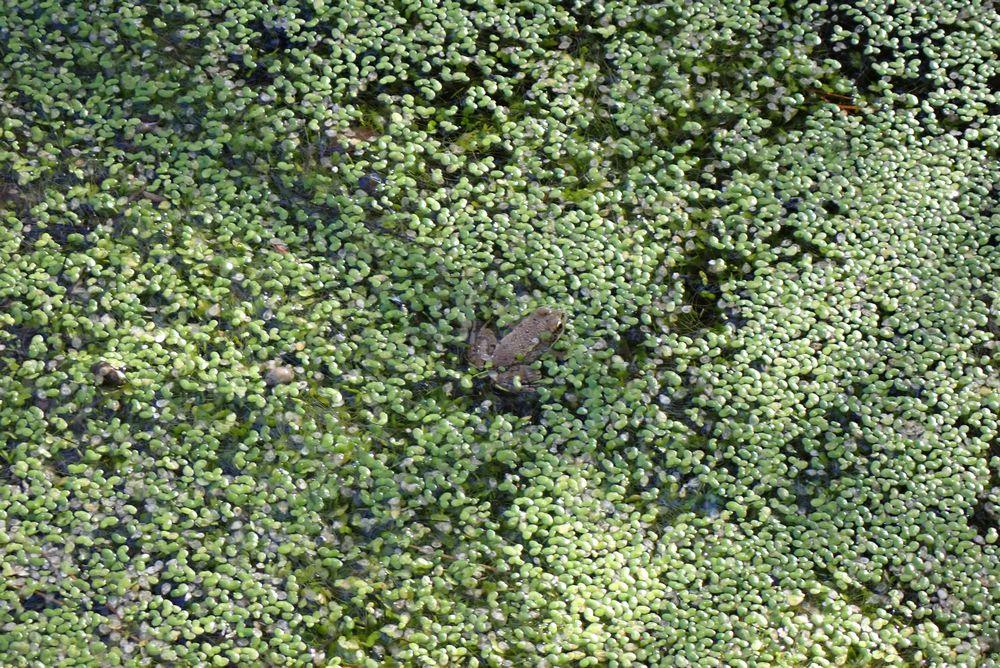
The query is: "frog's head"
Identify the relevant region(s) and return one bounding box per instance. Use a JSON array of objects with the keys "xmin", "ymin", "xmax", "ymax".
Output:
[{"xmin": 531, "ymin": 307, "xmax": 566, "ymax": 338}]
